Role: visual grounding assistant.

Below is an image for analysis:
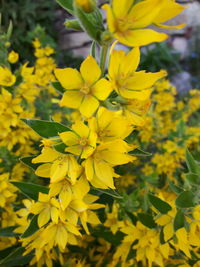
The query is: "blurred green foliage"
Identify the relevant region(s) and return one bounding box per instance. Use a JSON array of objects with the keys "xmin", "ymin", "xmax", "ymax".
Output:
[{"xmin": 0, "ymin": 0, "xmax": 57, "ymax": 61}]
